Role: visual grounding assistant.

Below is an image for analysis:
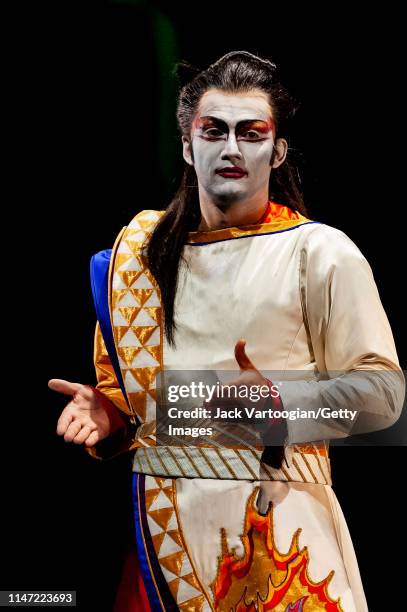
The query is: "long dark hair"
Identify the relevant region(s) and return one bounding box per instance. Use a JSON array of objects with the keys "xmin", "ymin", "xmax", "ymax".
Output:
[{"xmin": 147, "ymin": 50, "xmax": 307, "ymax": 346}]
